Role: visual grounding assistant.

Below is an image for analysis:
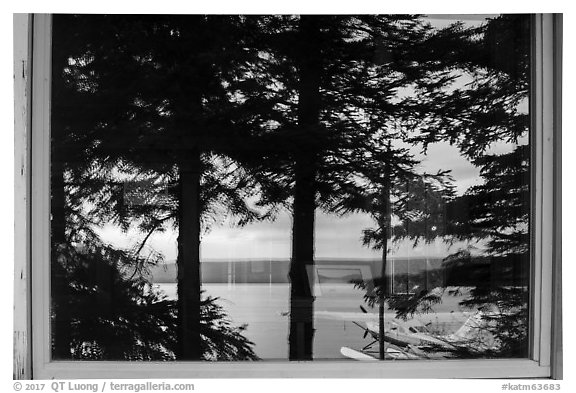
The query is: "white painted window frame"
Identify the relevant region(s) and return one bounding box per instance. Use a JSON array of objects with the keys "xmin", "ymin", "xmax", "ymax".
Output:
[{"xmin": 13, "ymin": 13, "xmax": 562, "ymax": 379}]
